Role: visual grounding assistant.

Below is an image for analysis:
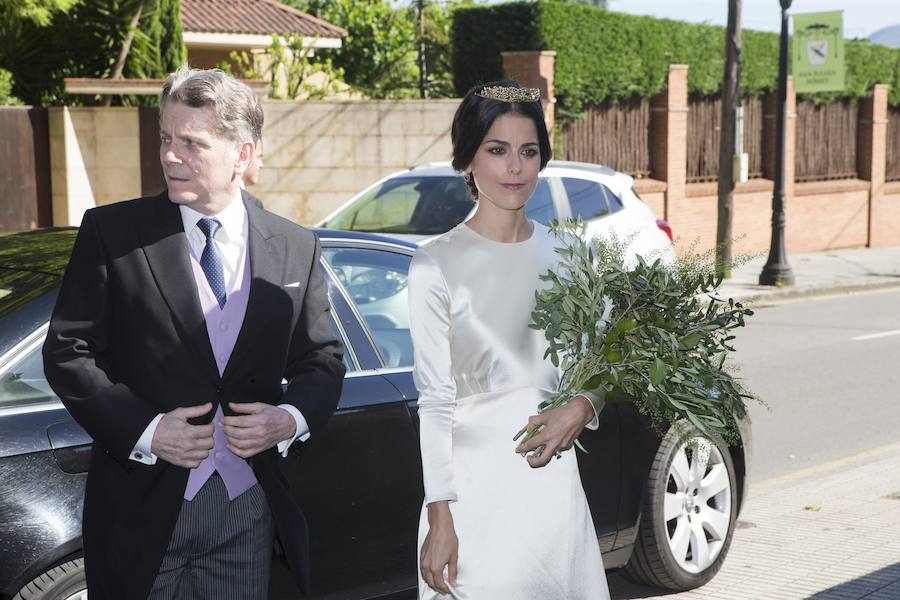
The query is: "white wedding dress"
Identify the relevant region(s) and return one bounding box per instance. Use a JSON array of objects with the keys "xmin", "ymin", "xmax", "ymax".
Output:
[{"xmin": 409, "ymin": 220, "xmax": 611, "ymax": 600}]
